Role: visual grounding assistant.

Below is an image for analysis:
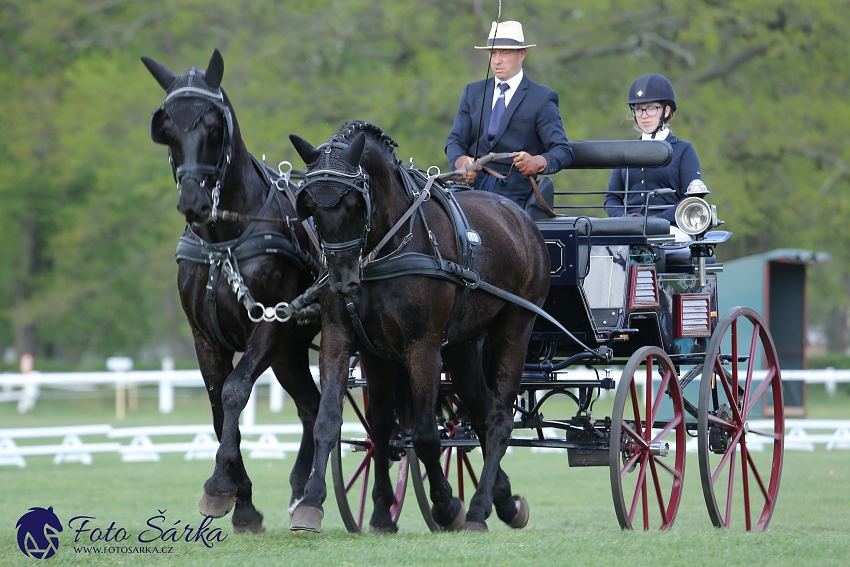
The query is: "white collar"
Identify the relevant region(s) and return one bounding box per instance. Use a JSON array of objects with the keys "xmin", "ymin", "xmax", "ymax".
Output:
[
  {"xmin": 641, "ymin": 127, "xmax": 670, "ymax": 141},
  {"xmin": 495, "ymin": 69, "xmax": 523, "ymax": 94}
]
